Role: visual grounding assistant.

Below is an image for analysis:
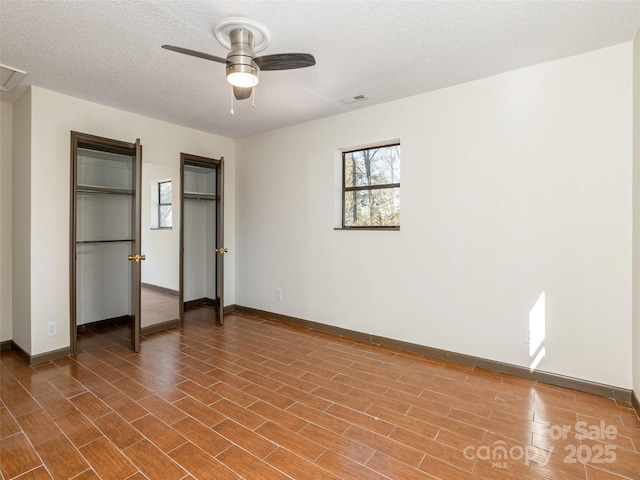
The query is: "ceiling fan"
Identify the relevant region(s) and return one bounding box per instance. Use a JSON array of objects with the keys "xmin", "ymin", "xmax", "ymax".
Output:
[{"xmin": 162, "ymin": 17, "xmax": 316, "ymax": 103}]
